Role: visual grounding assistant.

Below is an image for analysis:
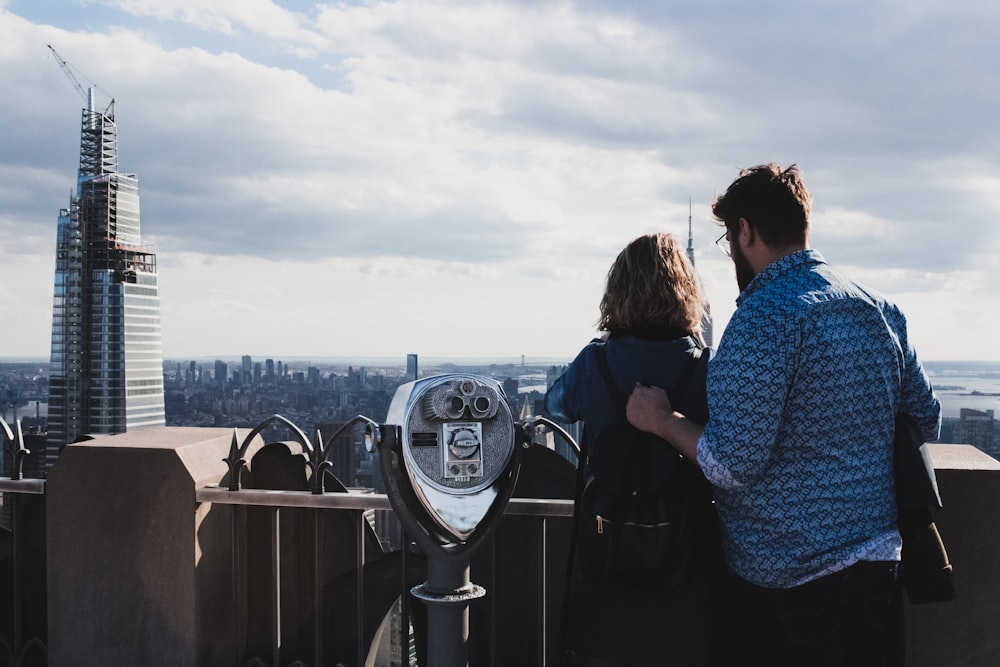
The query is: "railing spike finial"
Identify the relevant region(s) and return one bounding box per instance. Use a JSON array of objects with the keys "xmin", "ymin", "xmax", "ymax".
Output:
[
  {"xmin": 313, "ymin": 460, "xmax": 335, "ymax": 495},
  {"xmin": 307, "ymin": 427, "xmax": 326, "ymax": 494},
  {"xmin": 222, "ymin": 428, "xmax": 248, "ymax": 491},
  {"xmin": 11, "ymin": 420, "xmax": 29, "ymax": 481},
  {"xmin": 1, "ymin": 417, "xmax": 30, "ymax": 481}
]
